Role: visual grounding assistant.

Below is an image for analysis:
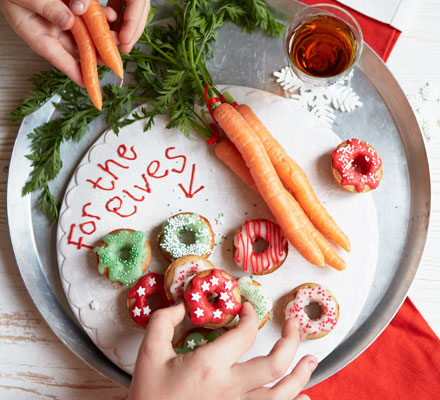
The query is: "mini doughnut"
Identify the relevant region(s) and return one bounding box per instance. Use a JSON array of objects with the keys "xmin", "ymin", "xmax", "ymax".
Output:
[
  {"xmin": 227, "ymin": 277, "xmax": 272, "ymax": 330},
  {"xmin": 158, "ymin": 212, "xmax": 215, "ymax": 261},
  {"xmin": 127, "ymin": 273, "xmax": 170, "ymax": 328},
  {"xmin": 184, "ymin": 269, "xmax": 242, "ymax": 329},
  {"xmin": 233, "ymin": 219, "xmax": 288, "ymax": 275},
  {"xmin": 284, "ymin": 283, "xmax": 339, "ymax": 340},
  {"xmin": 164, "ymin": 255, "xmax": 215, "ymax": 304},
  {"xmin": 174, "ymin": 328, "xmax": 220, "ymax": 354},
  {"xmin": 94, "ymin": 229, "xmax": 151, "ymax": 286},
  {"xmin": 331, "ymin": 138, "xmax": 383, "ymax": 193}
]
